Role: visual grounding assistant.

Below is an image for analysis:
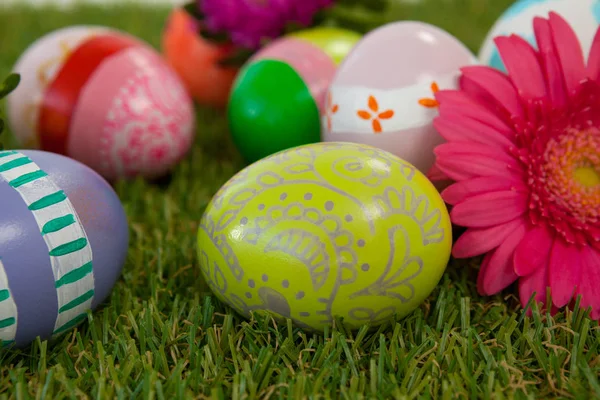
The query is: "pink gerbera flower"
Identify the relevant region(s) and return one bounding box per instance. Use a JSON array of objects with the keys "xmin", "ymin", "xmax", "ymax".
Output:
[{"xmin": 432, "ymin": 12, "xmax": 600, "ymax": 319}]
